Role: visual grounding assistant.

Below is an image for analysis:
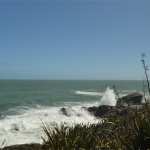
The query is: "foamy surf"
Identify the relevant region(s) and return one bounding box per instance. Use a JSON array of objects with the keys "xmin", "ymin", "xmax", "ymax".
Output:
[
  {"xmin": 0, "ymin": 80, "xmax": 145, "ymax": 148},
  {"xmin": 0, "ymin": 87, "xmax": 124, "ymax": 147},
  {"xmin": 0, "ymin": 105, "xmax": 99, "ymax": 148}
]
